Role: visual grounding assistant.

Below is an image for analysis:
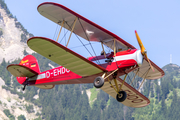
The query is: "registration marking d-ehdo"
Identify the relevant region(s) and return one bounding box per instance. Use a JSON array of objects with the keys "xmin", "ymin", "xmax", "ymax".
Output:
[{"xmin": 46, "ymin": 67, "xmax": 70, "ymax": 78}]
